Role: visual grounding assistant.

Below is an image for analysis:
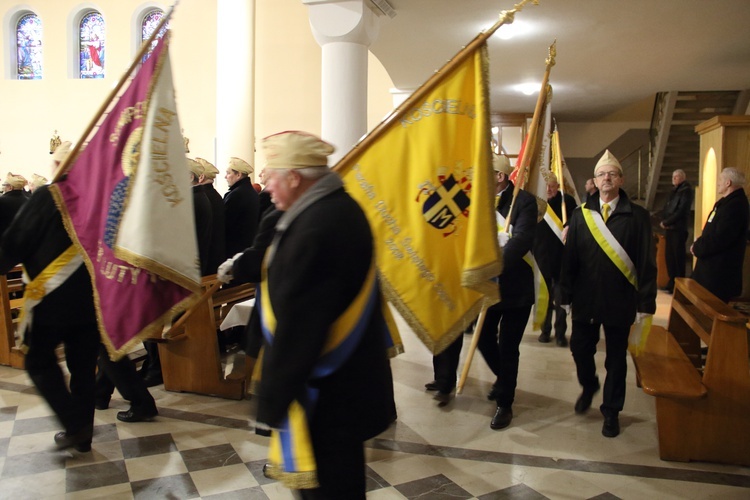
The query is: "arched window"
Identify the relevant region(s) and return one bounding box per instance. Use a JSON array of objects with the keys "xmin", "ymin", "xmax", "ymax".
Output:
[
  {"xmin": 79, "ymin": 11, "xmax": 105, "ymax": 79},
  {"xmin": 16, "ymin": 13, "xmax": 43, "ymax": 80},
  {"xmin": 141, "ymin": 9, "xmax": 168, "ymax": 61}
]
